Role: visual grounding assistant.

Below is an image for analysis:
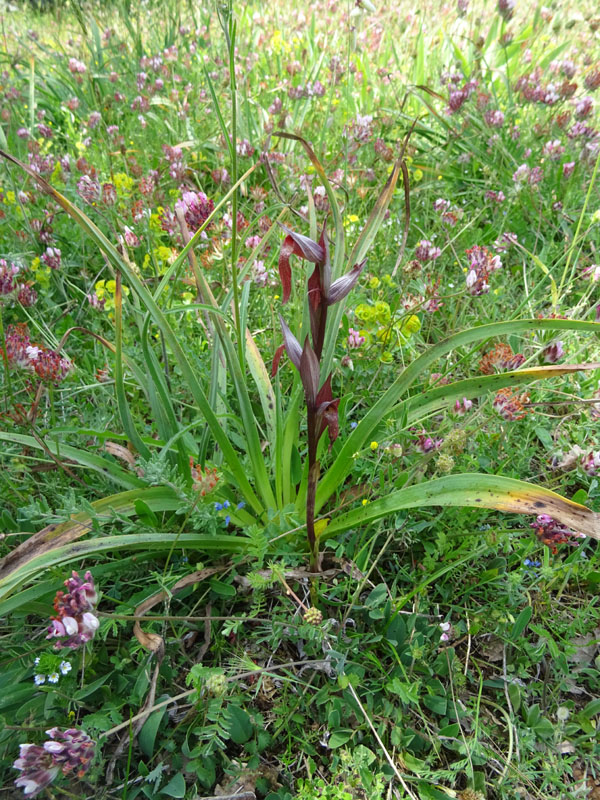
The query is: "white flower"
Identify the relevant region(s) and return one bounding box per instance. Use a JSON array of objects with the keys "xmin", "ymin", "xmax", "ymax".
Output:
[
  {"xmin": 62, "ymin": 616, "xmax": 79, "ymax": 636},
  {"xmin": 34, "ymin": 674, "xmax": 46, "ymax": 685},
  {"xmin": 59, "ymin": 661, "xmax": 72, "ymax": 675},
  {"xmin": 25, "ymin": 346, "xmax": 41, "ymax": 361},
  {"xmin": 47, "ymin": 673, "xmax": 59, "ymax": 684}
]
